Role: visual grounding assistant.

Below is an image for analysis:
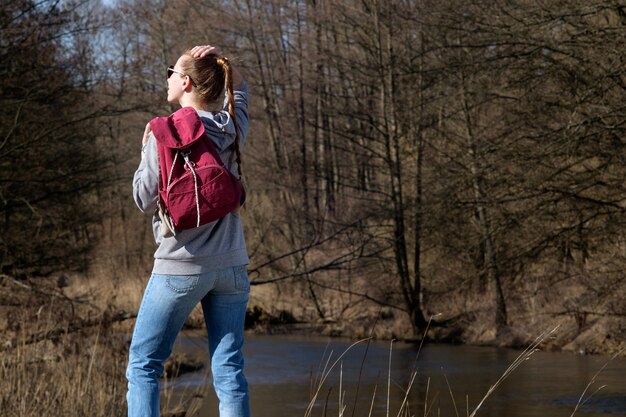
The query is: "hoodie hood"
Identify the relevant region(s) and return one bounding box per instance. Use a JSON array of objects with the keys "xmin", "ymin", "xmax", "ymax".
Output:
[{"xmin": 149, "ymin": 107, "xmax": 205, "ymax": 149}]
